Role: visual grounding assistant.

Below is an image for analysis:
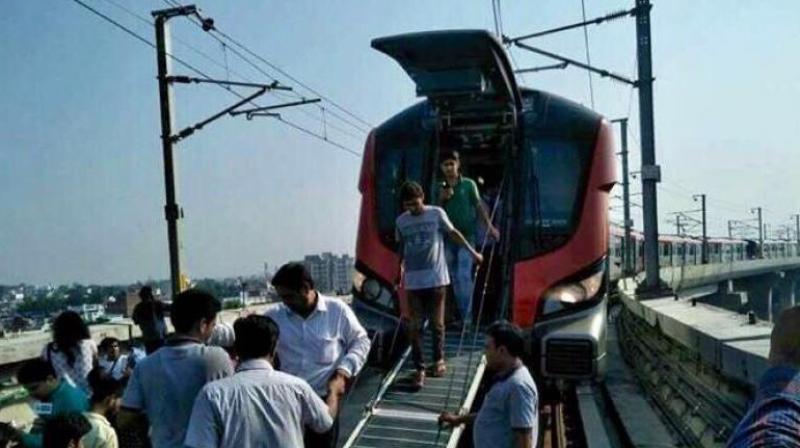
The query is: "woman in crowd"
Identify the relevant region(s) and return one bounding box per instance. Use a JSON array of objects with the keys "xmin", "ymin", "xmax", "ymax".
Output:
[{"xmin": 42, "ymin": 311, "xmax": 98, "ymax": 395}]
